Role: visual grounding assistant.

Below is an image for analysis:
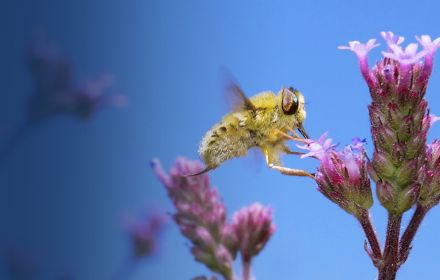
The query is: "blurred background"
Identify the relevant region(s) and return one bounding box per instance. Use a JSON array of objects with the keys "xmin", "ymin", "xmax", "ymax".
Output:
[{"xmin": 1, "ymin": 0, "xmax": 440, "ymax": 279}]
